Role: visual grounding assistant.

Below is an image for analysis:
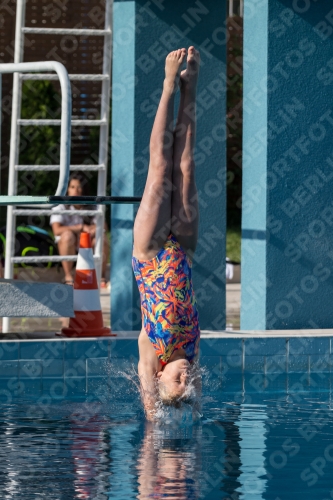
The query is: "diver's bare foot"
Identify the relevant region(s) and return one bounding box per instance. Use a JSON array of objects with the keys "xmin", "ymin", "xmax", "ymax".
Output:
[
  {"xmin": 163, "ymin": 48, "xmax": 186, "ymax": 95},
  {"xmin": 180, "ymin": 46, "xmax": 200, "ymax": 93}
]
